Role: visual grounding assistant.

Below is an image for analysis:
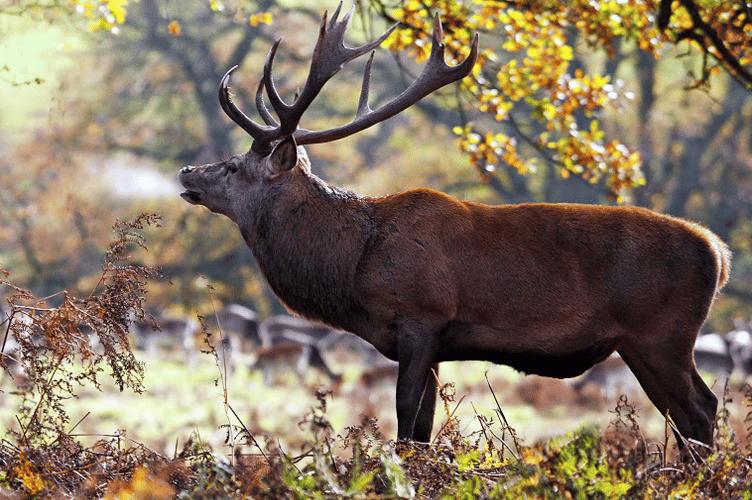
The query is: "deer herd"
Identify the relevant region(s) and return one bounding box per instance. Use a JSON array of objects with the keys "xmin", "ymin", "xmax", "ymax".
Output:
[
  {"xmin": 129, "ymin": 309, "xmax": 752, "ymax": 398},
  {"xmin": 5, "ymin": 301, "xmax": 752, "ymax": 448},
  {"xmin": 3, "ymin": 302, "xmax": 751, "ymax": 384}
]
